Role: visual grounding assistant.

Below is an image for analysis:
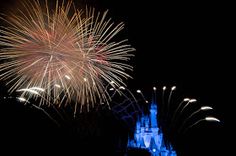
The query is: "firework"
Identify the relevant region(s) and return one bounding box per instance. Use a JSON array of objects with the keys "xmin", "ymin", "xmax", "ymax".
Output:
[
  {"xmin": 114, "ymin": 85, "xmax": 220, "ymax": 156},
  {"xmin": 0, "ymin": 0, "xmax": 135, "ymax": 114}
]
